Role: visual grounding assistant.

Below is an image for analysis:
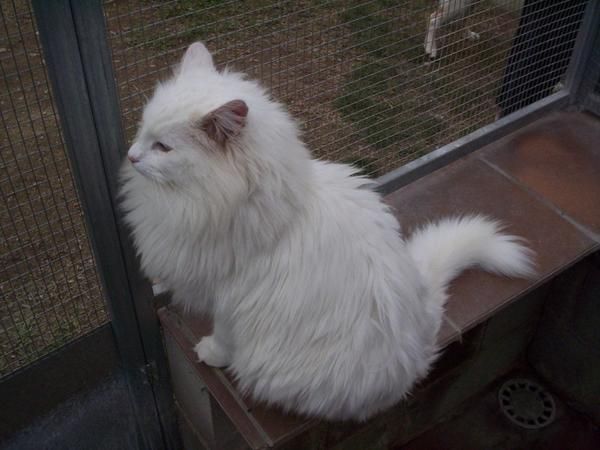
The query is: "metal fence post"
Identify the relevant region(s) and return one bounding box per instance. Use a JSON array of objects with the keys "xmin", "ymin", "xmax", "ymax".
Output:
[
  {"xmin": 563, "ymin": 0, "xmax": 600, "ymax": 106},
  {"xmin": 31, "ymin": 1, "xmax": 179, "ymax": 448},
  {"xmin": 580, "ymin": 35, "xmax": 600, "ymax": 115}
]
